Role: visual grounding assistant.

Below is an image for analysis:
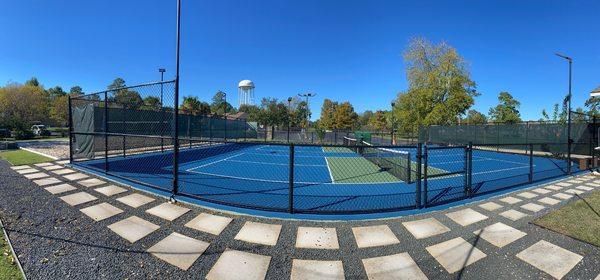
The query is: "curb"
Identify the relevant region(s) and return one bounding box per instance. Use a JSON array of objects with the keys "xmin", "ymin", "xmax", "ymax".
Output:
[{"xmin": 0, "ymin": 218, "xmax": 27, "ymax": 280}]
